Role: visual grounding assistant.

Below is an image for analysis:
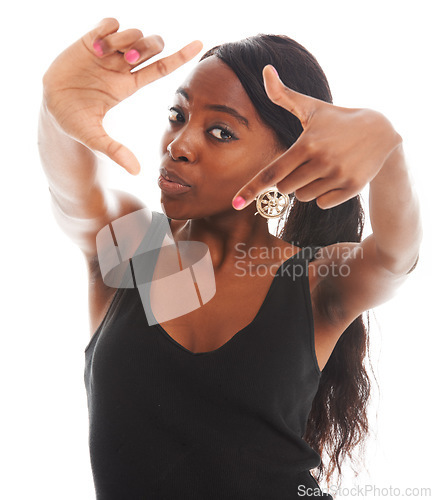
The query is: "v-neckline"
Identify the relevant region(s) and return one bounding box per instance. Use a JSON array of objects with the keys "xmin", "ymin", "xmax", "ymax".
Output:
[{"xmin": 153, "ymin": 248, "xmax": 307, "ymax": 357}]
